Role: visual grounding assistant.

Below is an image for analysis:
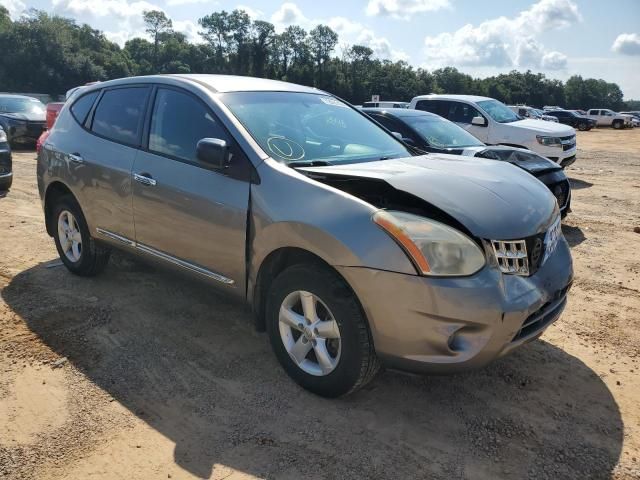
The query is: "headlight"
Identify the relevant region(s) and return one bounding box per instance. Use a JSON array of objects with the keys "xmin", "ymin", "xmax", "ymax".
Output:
[
  {"xmin": 373, "ymin": 210, "xmax": 486, "ymax": 276},
  {"xmin": 0, "ymin": 129, "xmax": 6, "ymax": 142},
  {"xmin": 536, "ymin": 135, "xmax": 561, "ymax": 147}
]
